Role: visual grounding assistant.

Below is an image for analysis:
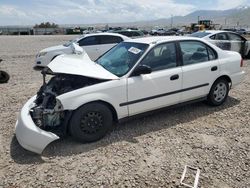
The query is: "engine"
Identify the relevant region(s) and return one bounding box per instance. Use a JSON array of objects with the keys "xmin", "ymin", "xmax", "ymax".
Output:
[{"xmin": 30, "ymin": 73, "xmax": 103, "ymax": 131}]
